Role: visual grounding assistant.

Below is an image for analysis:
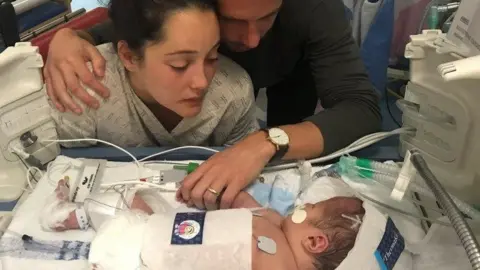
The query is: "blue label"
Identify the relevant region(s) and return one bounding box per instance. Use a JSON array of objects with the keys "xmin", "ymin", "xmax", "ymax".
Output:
[
  {"xmin": 374, "ymin": 218, "xmax": 405, "ymax": 270},
  {"xmin": 171, "ymin": 212, "xmax": 206, "ymax": 245}
]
